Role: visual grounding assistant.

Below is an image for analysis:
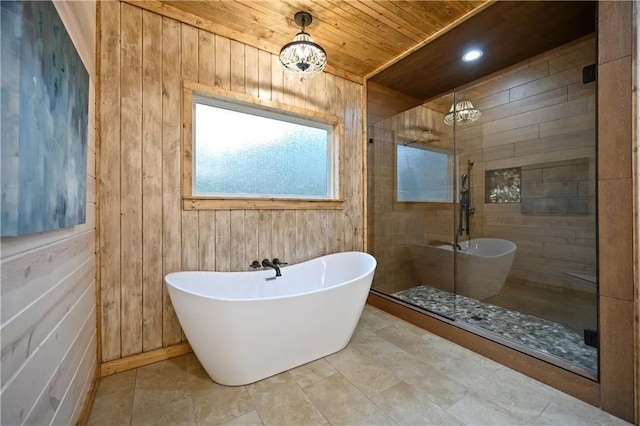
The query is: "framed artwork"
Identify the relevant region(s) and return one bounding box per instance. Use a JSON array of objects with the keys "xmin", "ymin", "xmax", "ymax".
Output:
[{"xmin": 1, "ymin": 1, "xmax": 89, "ymax": 236}]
